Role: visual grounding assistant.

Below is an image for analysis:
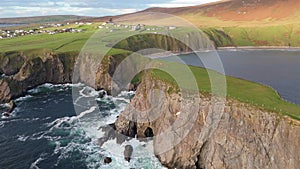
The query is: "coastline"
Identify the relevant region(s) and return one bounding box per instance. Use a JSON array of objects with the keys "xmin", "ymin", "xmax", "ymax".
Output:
[
  {"xmin": 2, "ymin": 47, "xmax": 300, "ymax": 118},
  {"xmin": 146, "ymin": 46, "xmax": 300, "ymax": 59},
  {"xmin": 217, "ymin": 46, "xmax": 300, "ymax": 50}
]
